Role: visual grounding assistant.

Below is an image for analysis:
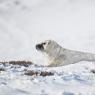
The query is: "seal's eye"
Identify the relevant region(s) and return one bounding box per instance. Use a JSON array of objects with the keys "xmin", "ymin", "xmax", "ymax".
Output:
[{"xmin": 42, "ymin": 43, "xmax": 46, "ymax": 45}]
